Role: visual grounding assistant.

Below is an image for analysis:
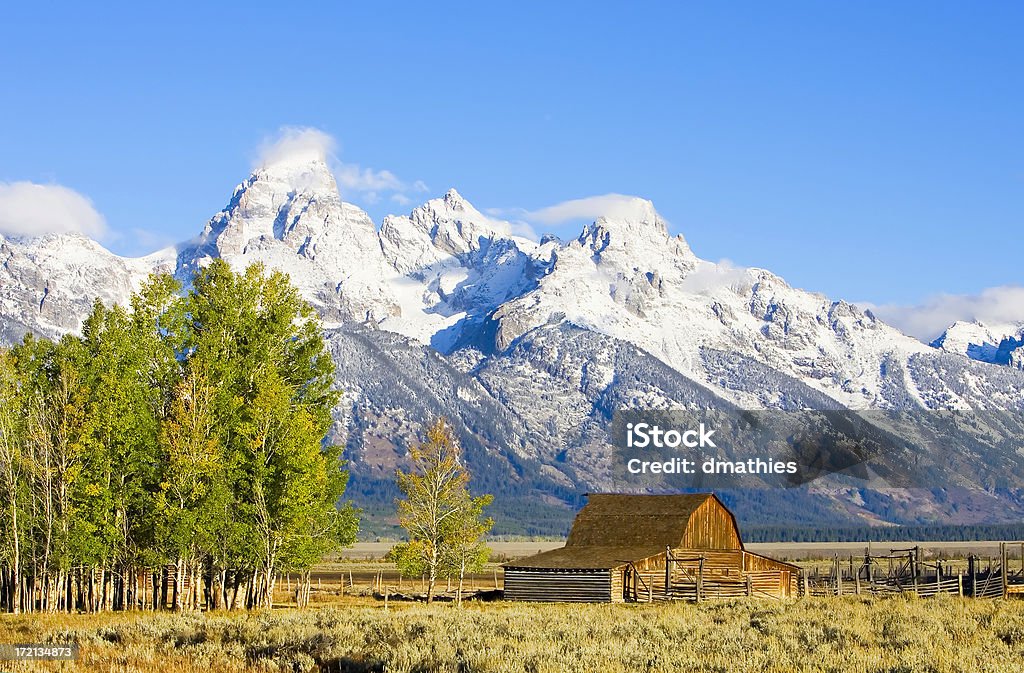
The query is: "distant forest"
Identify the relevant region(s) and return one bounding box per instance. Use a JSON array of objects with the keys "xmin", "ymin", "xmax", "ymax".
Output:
[{"xmin": 743, "ymin": 524, "xmax": 1024, "ymax": 544}]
